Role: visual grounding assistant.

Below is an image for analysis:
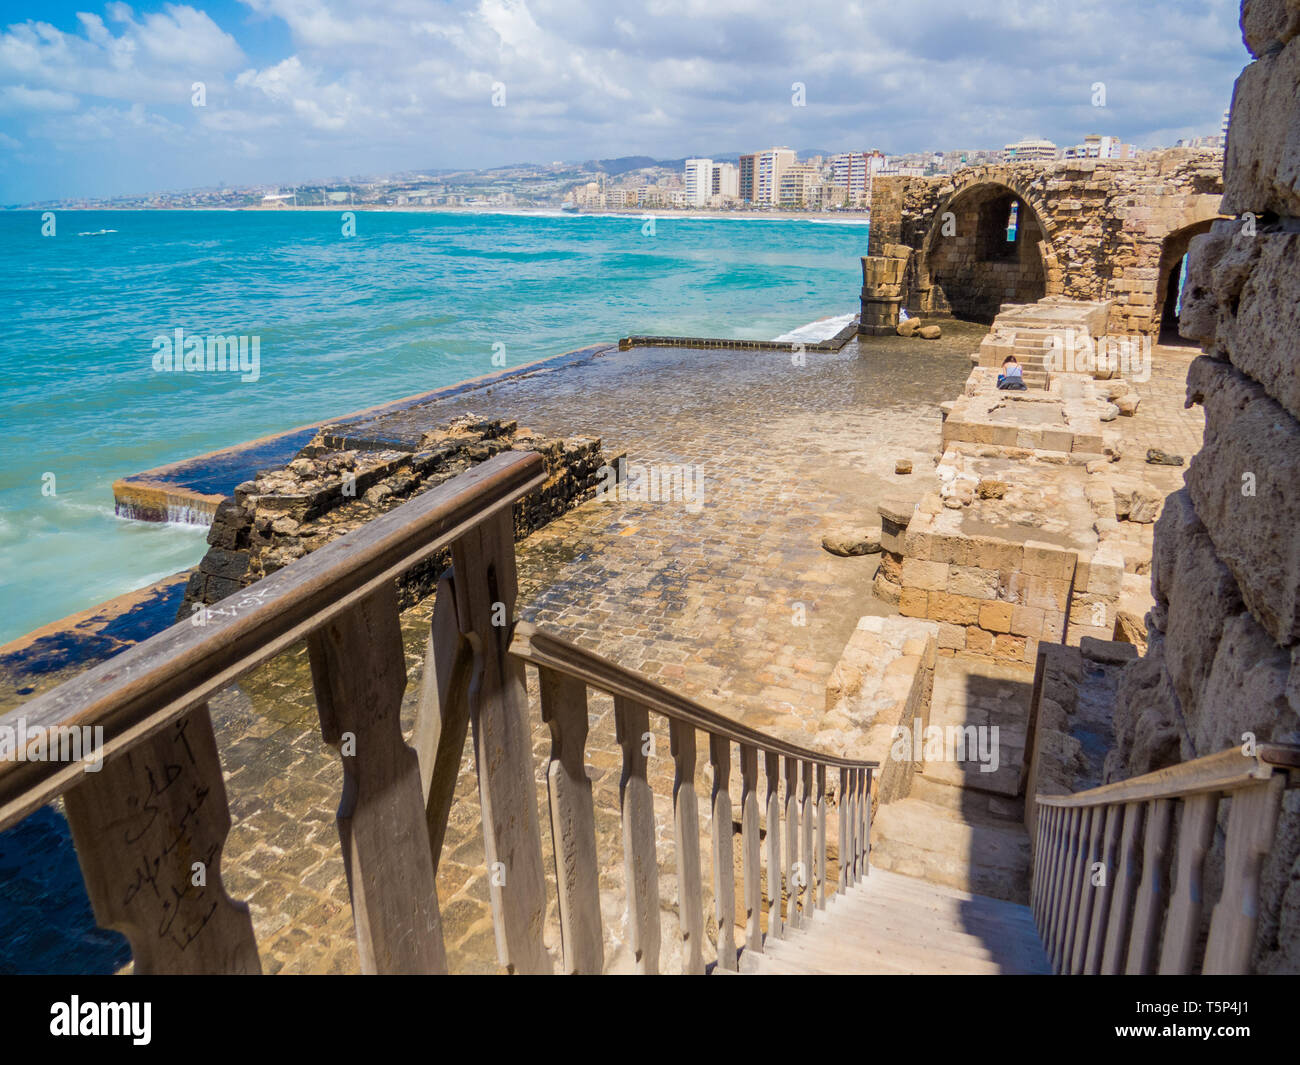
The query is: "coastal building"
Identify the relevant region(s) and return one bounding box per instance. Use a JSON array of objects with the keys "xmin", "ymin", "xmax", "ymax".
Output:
[
  {"xmin": 778, "ymin": 162, "xmax": 820, "ymax": 206},
  {"xmin": 1001, "ymin": 137, "xmax": 1058, "ymax": 162},
  {"xmin": 711, "ymin": 162, "xmax": 739, "ymax": 200},
  {"xmin": 1062, "ymin": 134, "xmax": 1136, "ymax": 160},
  {"xmin": 683, "ymin": 158, "xmax": 713, "ymax": 207},
  {"xmin": 755, "ymin": 147, "xmax": 796, "ymax": 205},
  {"xmin": 738, "ymin": 153, "xmax": 756, "ymax": 203}
]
